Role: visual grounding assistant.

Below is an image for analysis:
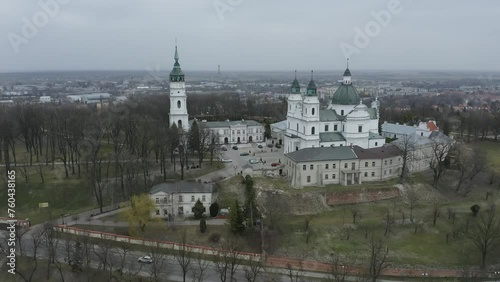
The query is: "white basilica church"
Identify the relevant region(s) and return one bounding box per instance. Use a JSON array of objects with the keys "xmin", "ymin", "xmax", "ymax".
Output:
[{"xmin": 284, "ymin": 66, "xmax": 385, "ymax": 153}]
